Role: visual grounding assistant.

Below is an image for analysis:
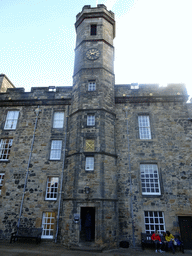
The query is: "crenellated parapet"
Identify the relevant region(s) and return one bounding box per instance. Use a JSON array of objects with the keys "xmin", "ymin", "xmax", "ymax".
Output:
[
  {"xmin": 115, "ymin": 83, "xmax": 188, "ymax": 103},
  {"xmin": 0, "ymin": 86, "xmax": 72, "ymax": 106}
]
